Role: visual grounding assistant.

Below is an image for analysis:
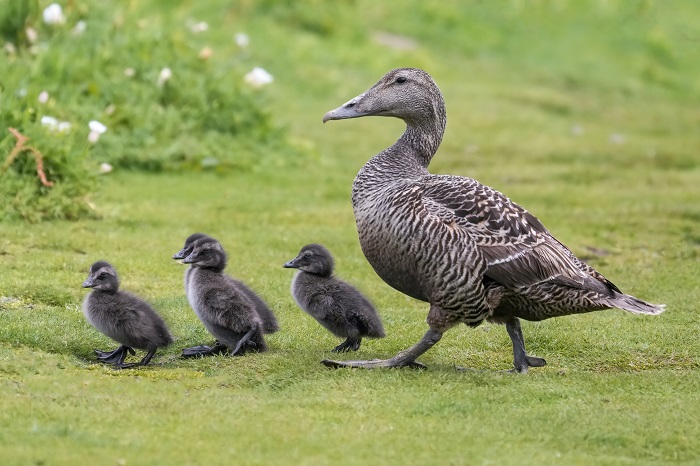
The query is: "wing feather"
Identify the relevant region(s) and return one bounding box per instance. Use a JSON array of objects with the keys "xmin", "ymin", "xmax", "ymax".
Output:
[{"xmin": 420, "ymin": 175, "xmax": 613, "ymax": 292}]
